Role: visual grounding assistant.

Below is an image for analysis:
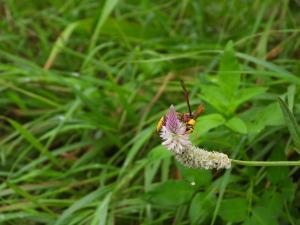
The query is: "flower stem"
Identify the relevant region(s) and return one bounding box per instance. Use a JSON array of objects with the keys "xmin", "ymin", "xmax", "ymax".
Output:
[{"xmin": 231, "ymin": 159, "xmax": 300, "ymax": 167}]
